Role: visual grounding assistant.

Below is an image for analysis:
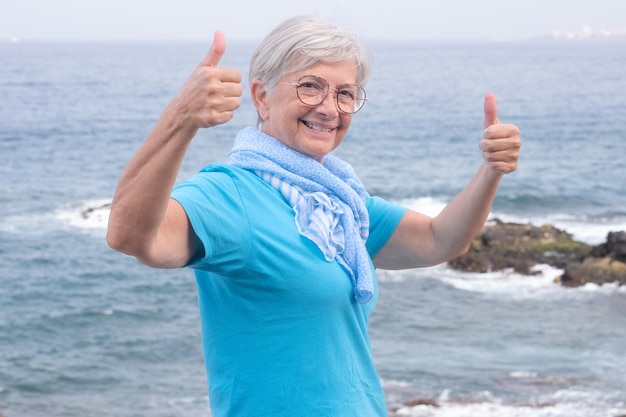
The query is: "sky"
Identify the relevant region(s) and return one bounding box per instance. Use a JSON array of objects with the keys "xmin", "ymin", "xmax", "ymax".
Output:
[{"xmin": 2, "ymin": 0, "xmax": 625, "ymax": 42}]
